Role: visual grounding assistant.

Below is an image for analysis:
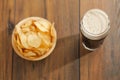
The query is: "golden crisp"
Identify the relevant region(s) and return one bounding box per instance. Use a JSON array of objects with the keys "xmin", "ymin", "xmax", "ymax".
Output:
[
  {"xmin": 24, "ymin": 51, "xmax": 37, "ymax": 57},
  {"xmin": 34, "ymin": 21, "xmax": 48, "ymax": 32},
  {"xmin": 27, "ymin": 33, "xmax": 41, "ymax": 48}
]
